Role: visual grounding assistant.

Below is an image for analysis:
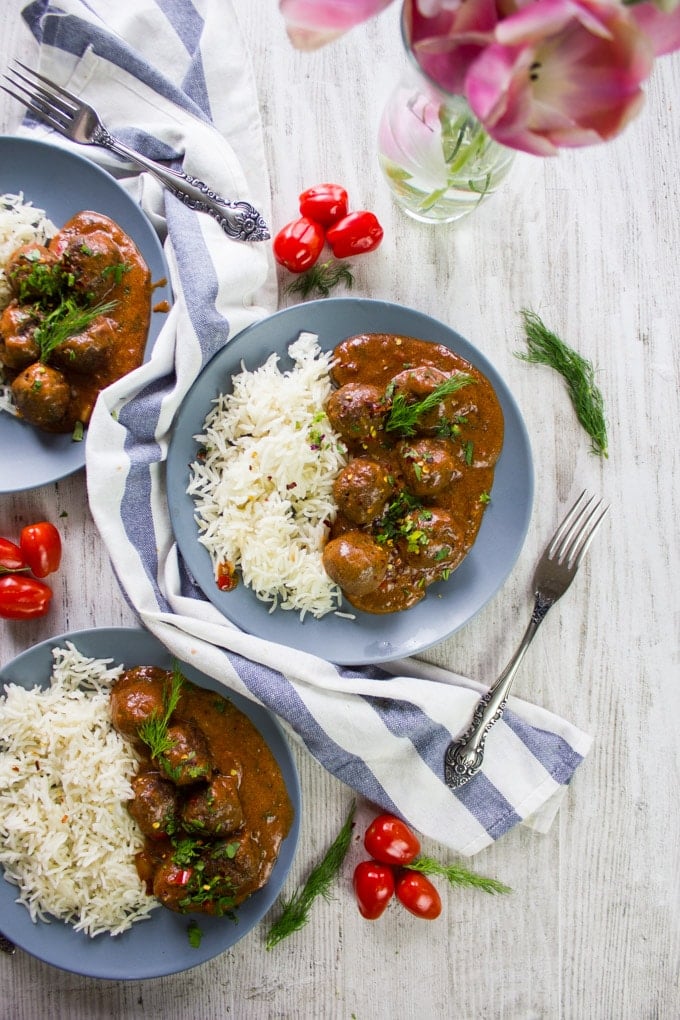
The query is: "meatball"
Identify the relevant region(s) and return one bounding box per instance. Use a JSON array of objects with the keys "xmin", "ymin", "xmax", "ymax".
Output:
[
  {"xmin": 333, "ymin": 458, "xmax": 393, "ymax": 524},
  {"xmin": 110, "ymin": 666, "xmax": 172, "ymax": 739},
  {"xmin": 397, "ymin": 507, "xmax": 465, "ymax": 573},
  {"xmin": 5, "ymin": 243, "xmax": 62, "ymax": 303},
  {"xmin": 127, "ymin": 772, "xmax": 179, "ymax": 840},
  {"xmin": 325, "ymin": 382, "xmax": 386, "ymax": 445},
  {"xmin": 396, "ymin": 438, "xmax": 461, "ymax": 497},
  {"xmin": 200, "ymin": 831, "xmax": 267, "ymax": 909},
  {"xmin": 323, "ymin": 530, "xmax": 388, "ymax": 596},
  {"xmin": 152, "ymin": 832, "xmax": 265, "ymax": 914},
  {"xmin": 10, "ymin": 362, "xmax": 70, "ymax": 428},
  {"xmin": 389, "ymin": 365, "xmax": 472, "ymax": 435},
  {"xmin": 158, "ymin": 721, "xmax": 213, "ymax": 786},
  {"xmin": 0, "ymin": 302, "xmax": 41, "ymax": 370},
  {"xmin": 54, "ymin": 230, "xmax": 125, "ymax": 302},
  {"xmin": 50, "ymin": 315, "xmax": 114, "ymax": 374},
  {"xmin": 181, "ymin": 773, "xmax": 244, "ymax": 836},
  {"xmin": 152, "ymin": 858, "xmax": 196, "ymax": 913}
]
